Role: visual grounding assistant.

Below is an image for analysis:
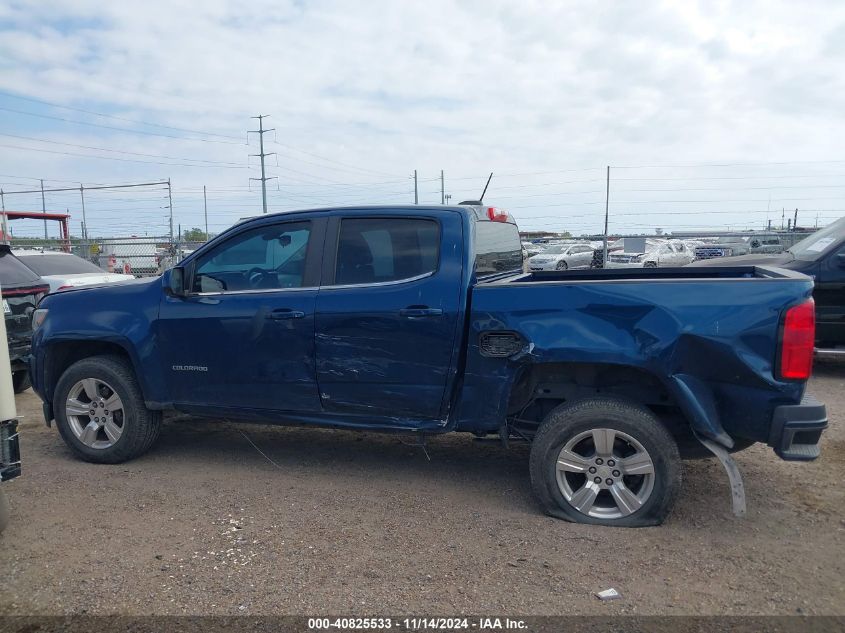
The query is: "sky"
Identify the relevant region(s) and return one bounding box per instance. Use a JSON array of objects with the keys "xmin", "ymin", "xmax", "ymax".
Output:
[{"xmin": 0, "ymin": 0, "xmax": 844, "ymax": 239}]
